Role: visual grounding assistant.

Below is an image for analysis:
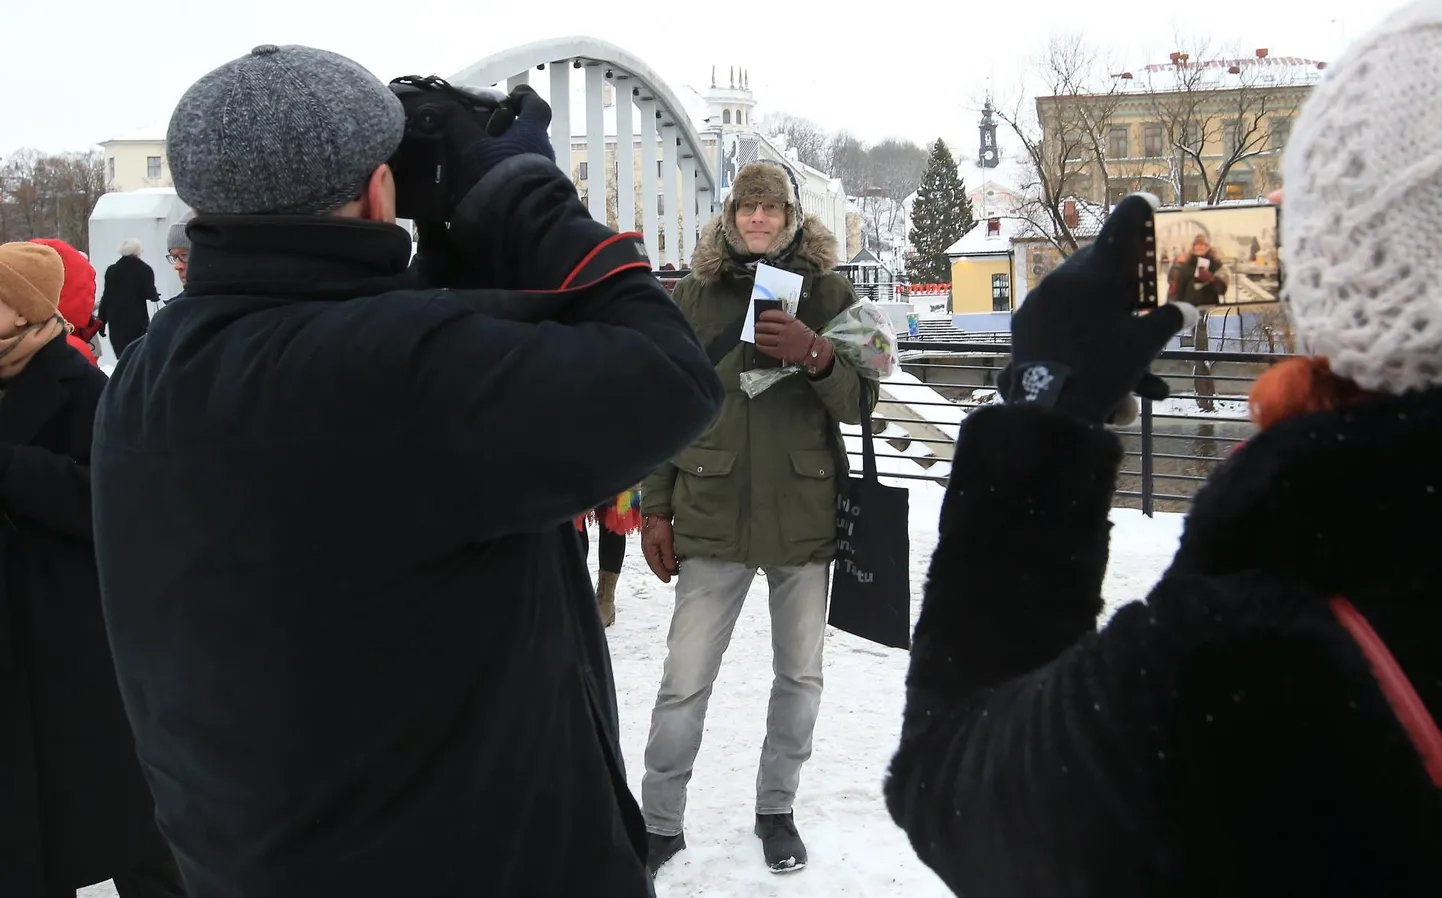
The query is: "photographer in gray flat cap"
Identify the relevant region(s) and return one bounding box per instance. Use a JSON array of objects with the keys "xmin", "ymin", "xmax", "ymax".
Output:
[{"xmin": 91, "ymin": 44, "xmax": 723, "ymax": 898}]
